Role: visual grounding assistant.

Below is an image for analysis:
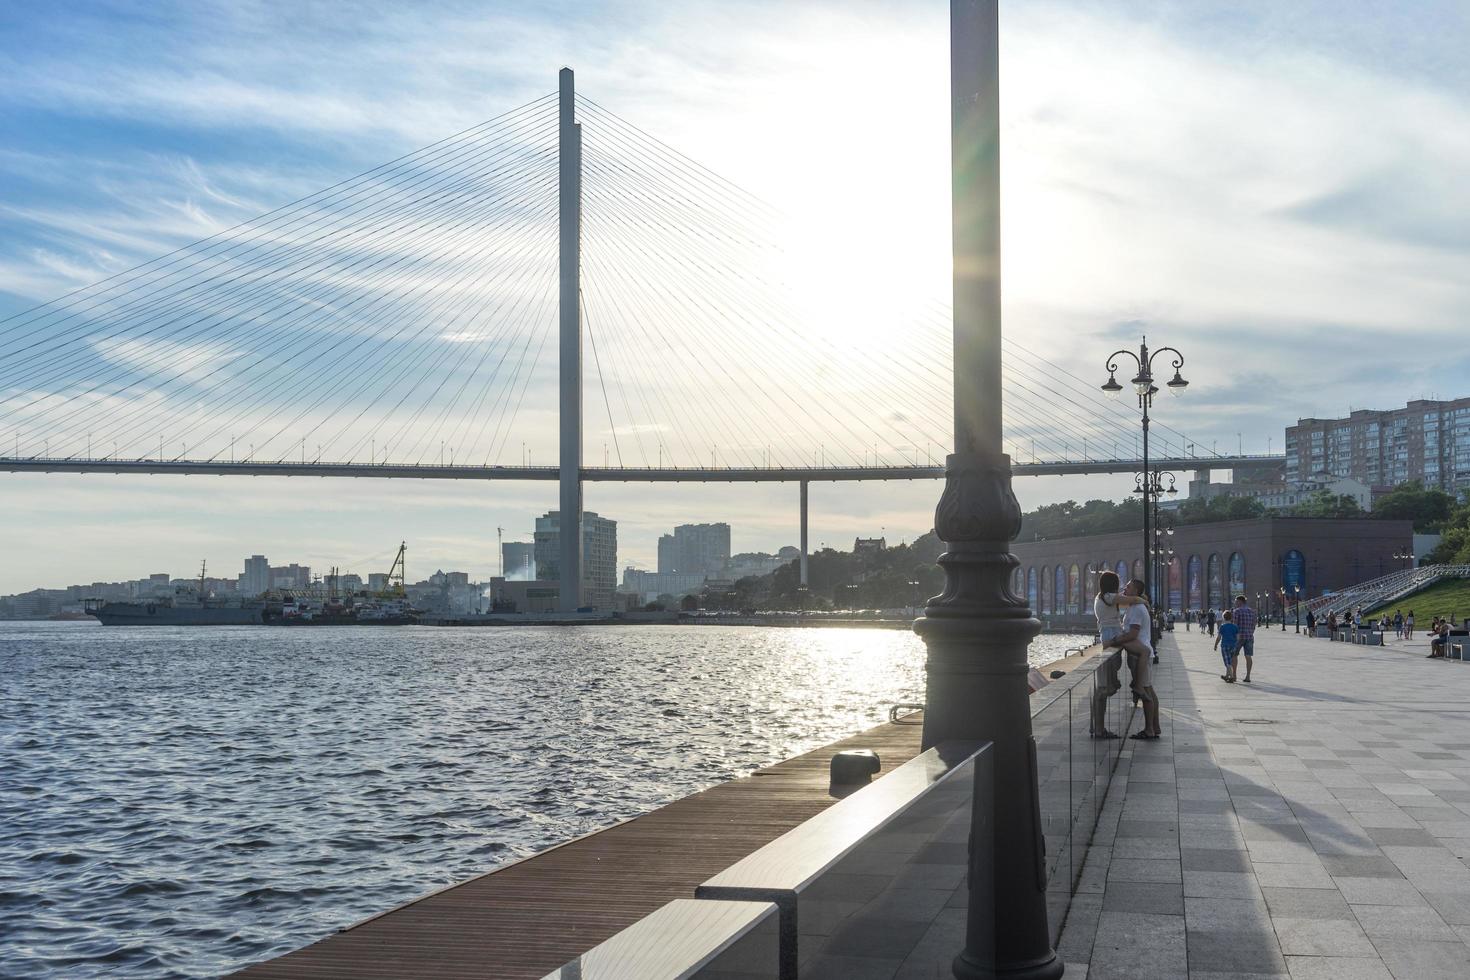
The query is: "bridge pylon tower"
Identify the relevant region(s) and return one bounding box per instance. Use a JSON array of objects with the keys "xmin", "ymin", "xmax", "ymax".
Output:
[{"xmin": 558, "ymin": 67, "xmax": 583, "ymax": 612}]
